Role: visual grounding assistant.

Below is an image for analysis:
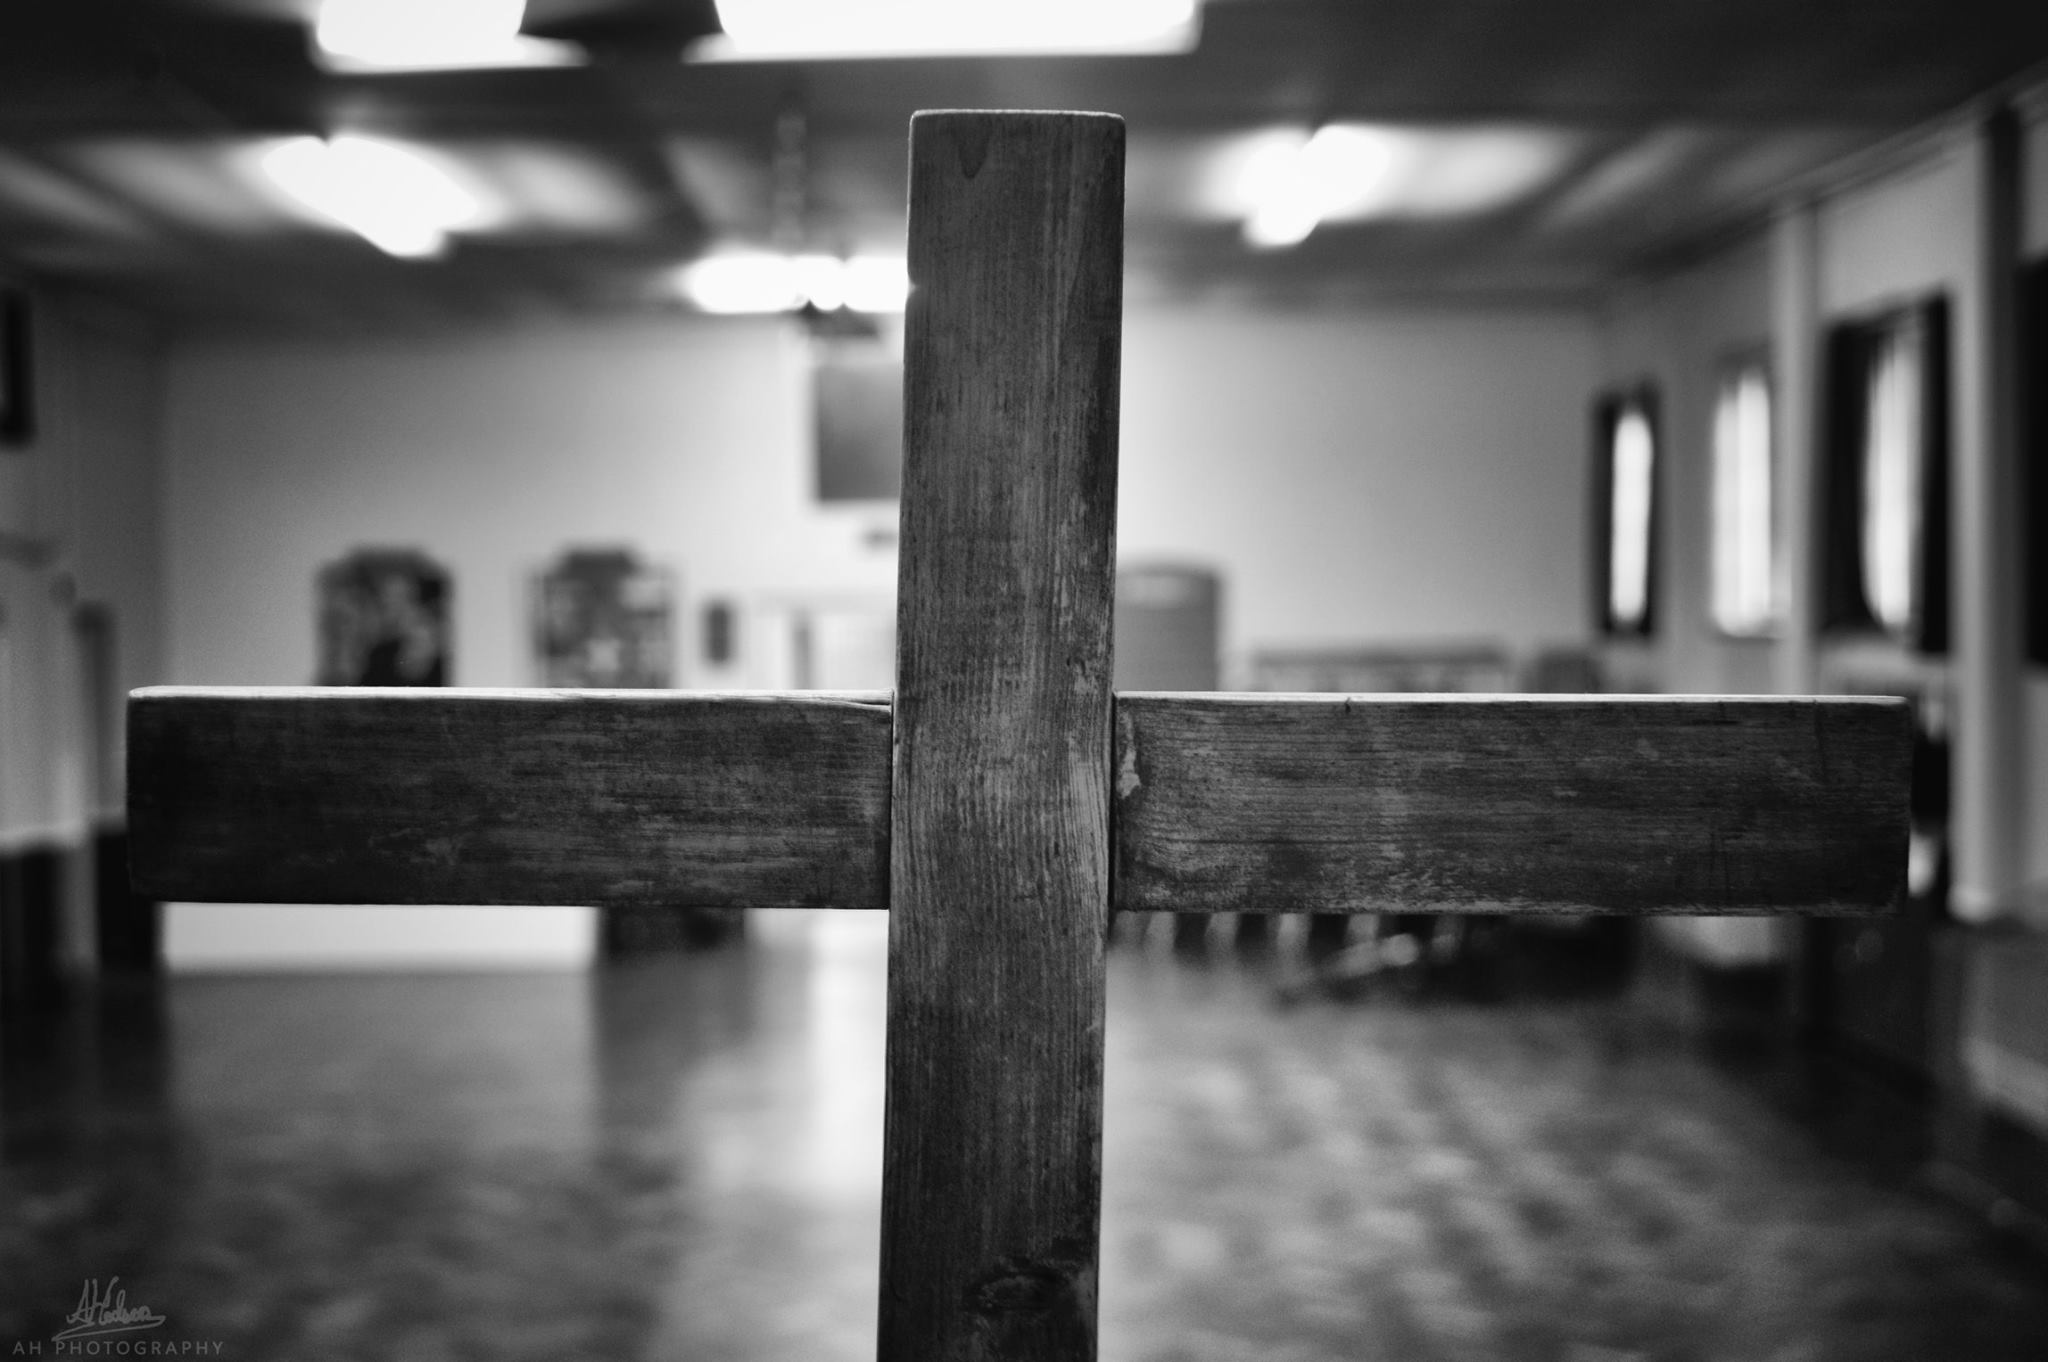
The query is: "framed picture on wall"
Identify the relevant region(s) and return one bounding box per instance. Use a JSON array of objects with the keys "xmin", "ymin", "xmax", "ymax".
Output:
[
  {"xmin": 316, "ymin": 549, "xmax": 451, "ymax": 685},
  {"xmin": 1820, "ymin": 296, "xmax": 1950, "ymax": 654},
  {"xmin": 534, "ymin": 547, "xmax": 674, "ymax": 688},
  {"xmin": 1591, "ymin": 386, "xmax": 1660, "ymax": 638}
]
